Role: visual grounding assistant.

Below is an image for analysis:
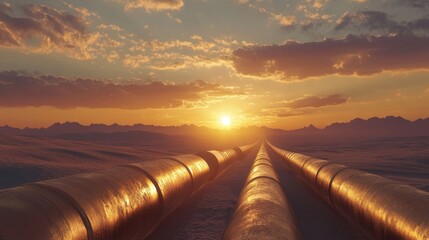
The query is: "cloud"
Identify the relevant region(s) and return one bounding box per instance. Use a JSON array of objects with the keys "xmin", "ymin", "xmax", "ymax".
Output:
[
  {"xmin": 98, "ymin": 24, "xmax": 123, "ymax": 32},
  {"xmin": 117, "ymin": 0, "xmax": 184, "ymax": 11},
  {"xmin": 274, "ymin": 14, "xmax": 296, "ymax": 28},
  {"xmin": 286, "ymin": 94, "xmax": 348, "ymax": 108},
  {"xmin": 232, "ymin": 34, "xmax": 429, "ymax": 79},
  {"xmin": 147, "ymin": 53, "xmax": 231, "ymax": 70},
  {"xmin": 335, "ymin": 11, "xmax": 429, "ymax": 34},
  {"xmin": 0, "ymin": 3, "xmax": 98, "ymax": 59},
  {"xmin": 130, "ymin": 35, "xmax": 216, "ymax": 52},
  {"xmin": 335, "ymin": 11, "xmax": 395, "ymax": 32},
  {"xmin": 257, "ymin": 94, "xmax": 348, "ymax": 118},
  {"xmin": 123, "ymin": 54, "xmax": 151, "ymax": 68},
  {"xmin": 0, "ymin": 71, "xmax": 242, "ymax": 109},
  {"xmin": 276, "ymin": 111, "xmax": 302, "ymax": 118},
  {"xmin": 124, "ymin": 35, "xmax": 241, "ymax": 70},
  {"xmin": 243, "ymin": 3, "xmax": 296, "ymax": 28},
  {"xmin": 395, "ymin": 0, "xmax": 429, "ymax": 8},
  {"xmin": 296, "ymin": 4, "xmax": 332, "ymax": 31},
  {"xmin": 123, "ymin": 51, "xmax": 232, "ymax": 70},
  {"xmin": 309, "ymin": 0, "xmax": 329, "ymax": 9},
  {"xmin": 408, "ymin": 18, "xmax": 429, "ymax": 32}
]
